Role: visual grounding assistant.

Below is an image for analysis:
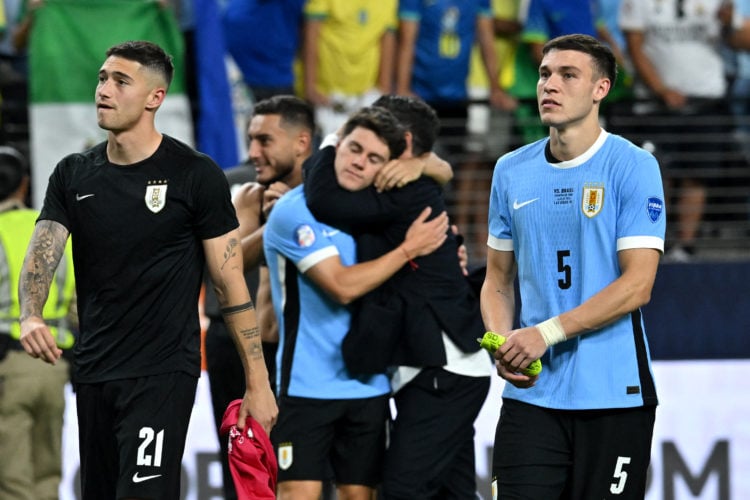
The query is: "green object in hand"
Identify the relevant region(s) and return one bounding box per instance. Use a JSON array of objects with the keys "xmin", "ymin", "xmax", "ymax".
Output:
[{"xmin": 477, "ymin": 331, "xmax": 543, "ymax": 376}]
